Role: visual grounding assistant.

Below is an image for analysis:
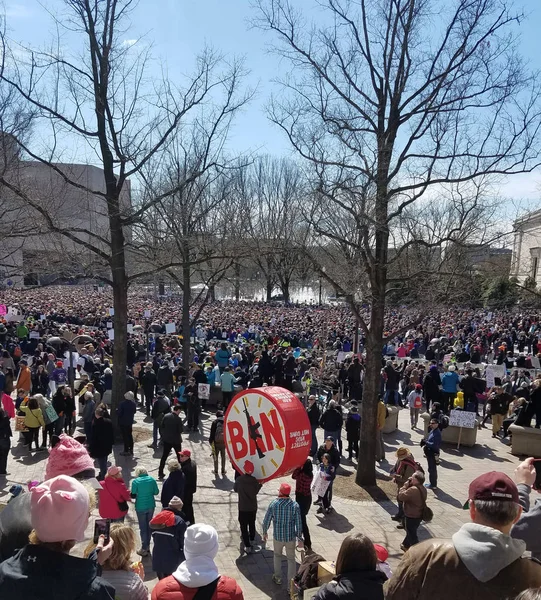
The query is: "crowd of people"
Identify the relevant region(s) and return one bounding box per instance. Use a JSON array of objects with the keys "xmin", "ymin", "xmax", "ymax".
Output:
[{"xmin": 1, "ymin": 288, "xmax": 541, "ymax": 599}]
